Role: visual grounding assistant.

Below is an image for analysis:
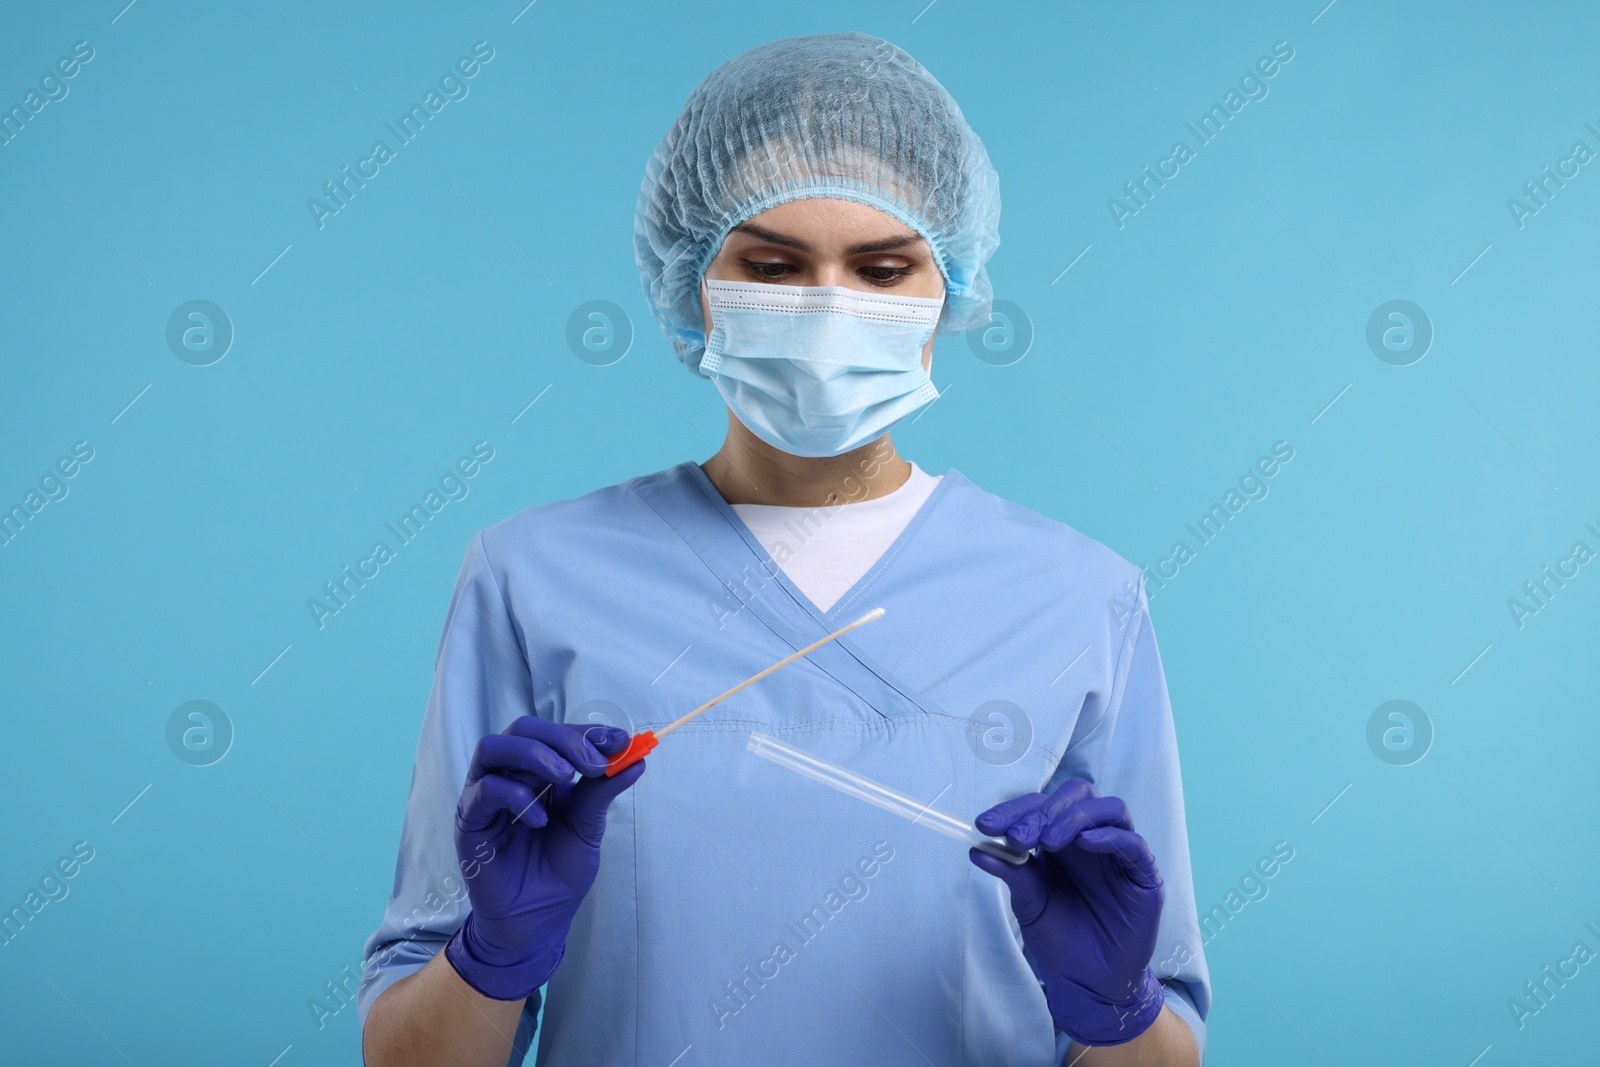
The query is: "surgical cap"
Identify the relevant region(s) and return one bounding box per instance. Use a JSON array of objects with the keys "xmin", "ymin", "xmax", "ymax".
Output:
[{"xmin": 634, "ymin": 31, "xmax": 1002, "ymax": 376}]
